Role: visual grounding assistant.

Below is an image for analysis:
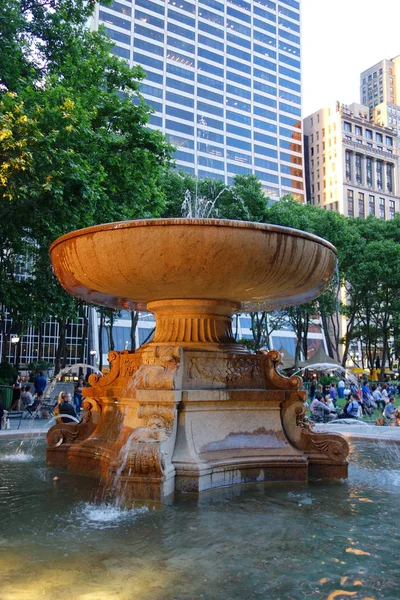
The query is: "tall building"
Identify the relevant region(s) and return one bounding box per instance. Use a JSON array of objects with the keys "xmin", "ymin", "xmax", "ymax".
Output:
[
  {"xmin": 360, "ymin": 56, "xmax": 400, "ymax": 119},
  {"xmin": 303, "ymin": 102, "xmax": 399, "ymax": 218},
  {"xmin": 93, "ymin": 0, "xmax": 304, "ymax": 201}
]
